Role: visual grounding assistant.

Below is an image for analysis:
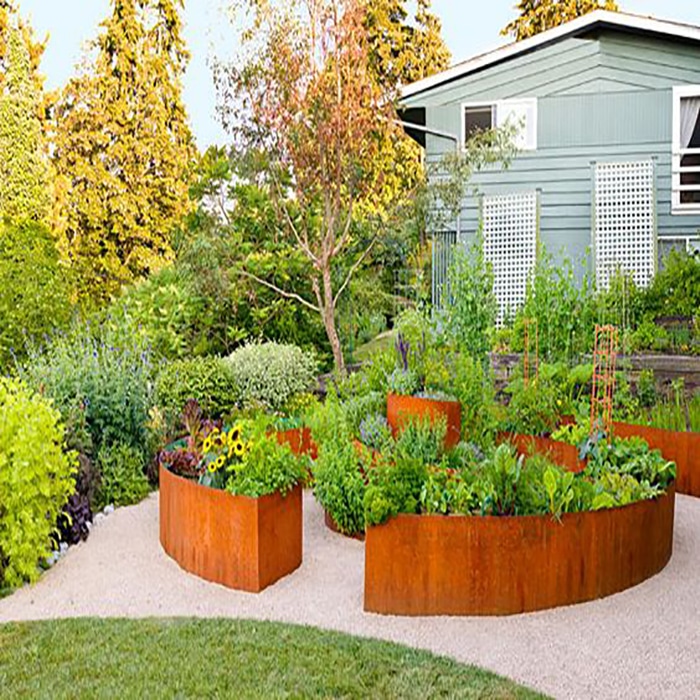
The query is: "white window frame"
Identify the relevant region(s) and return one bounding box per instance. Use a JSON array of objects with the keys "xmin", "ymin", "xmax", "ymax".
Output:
[
  {"xmin": 461, "ymin": 98, "xmax": 538, "ymax": 152},
  {"xmin": 672, "ymin": 85, "xmax": 700, "ymax": 215}
]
